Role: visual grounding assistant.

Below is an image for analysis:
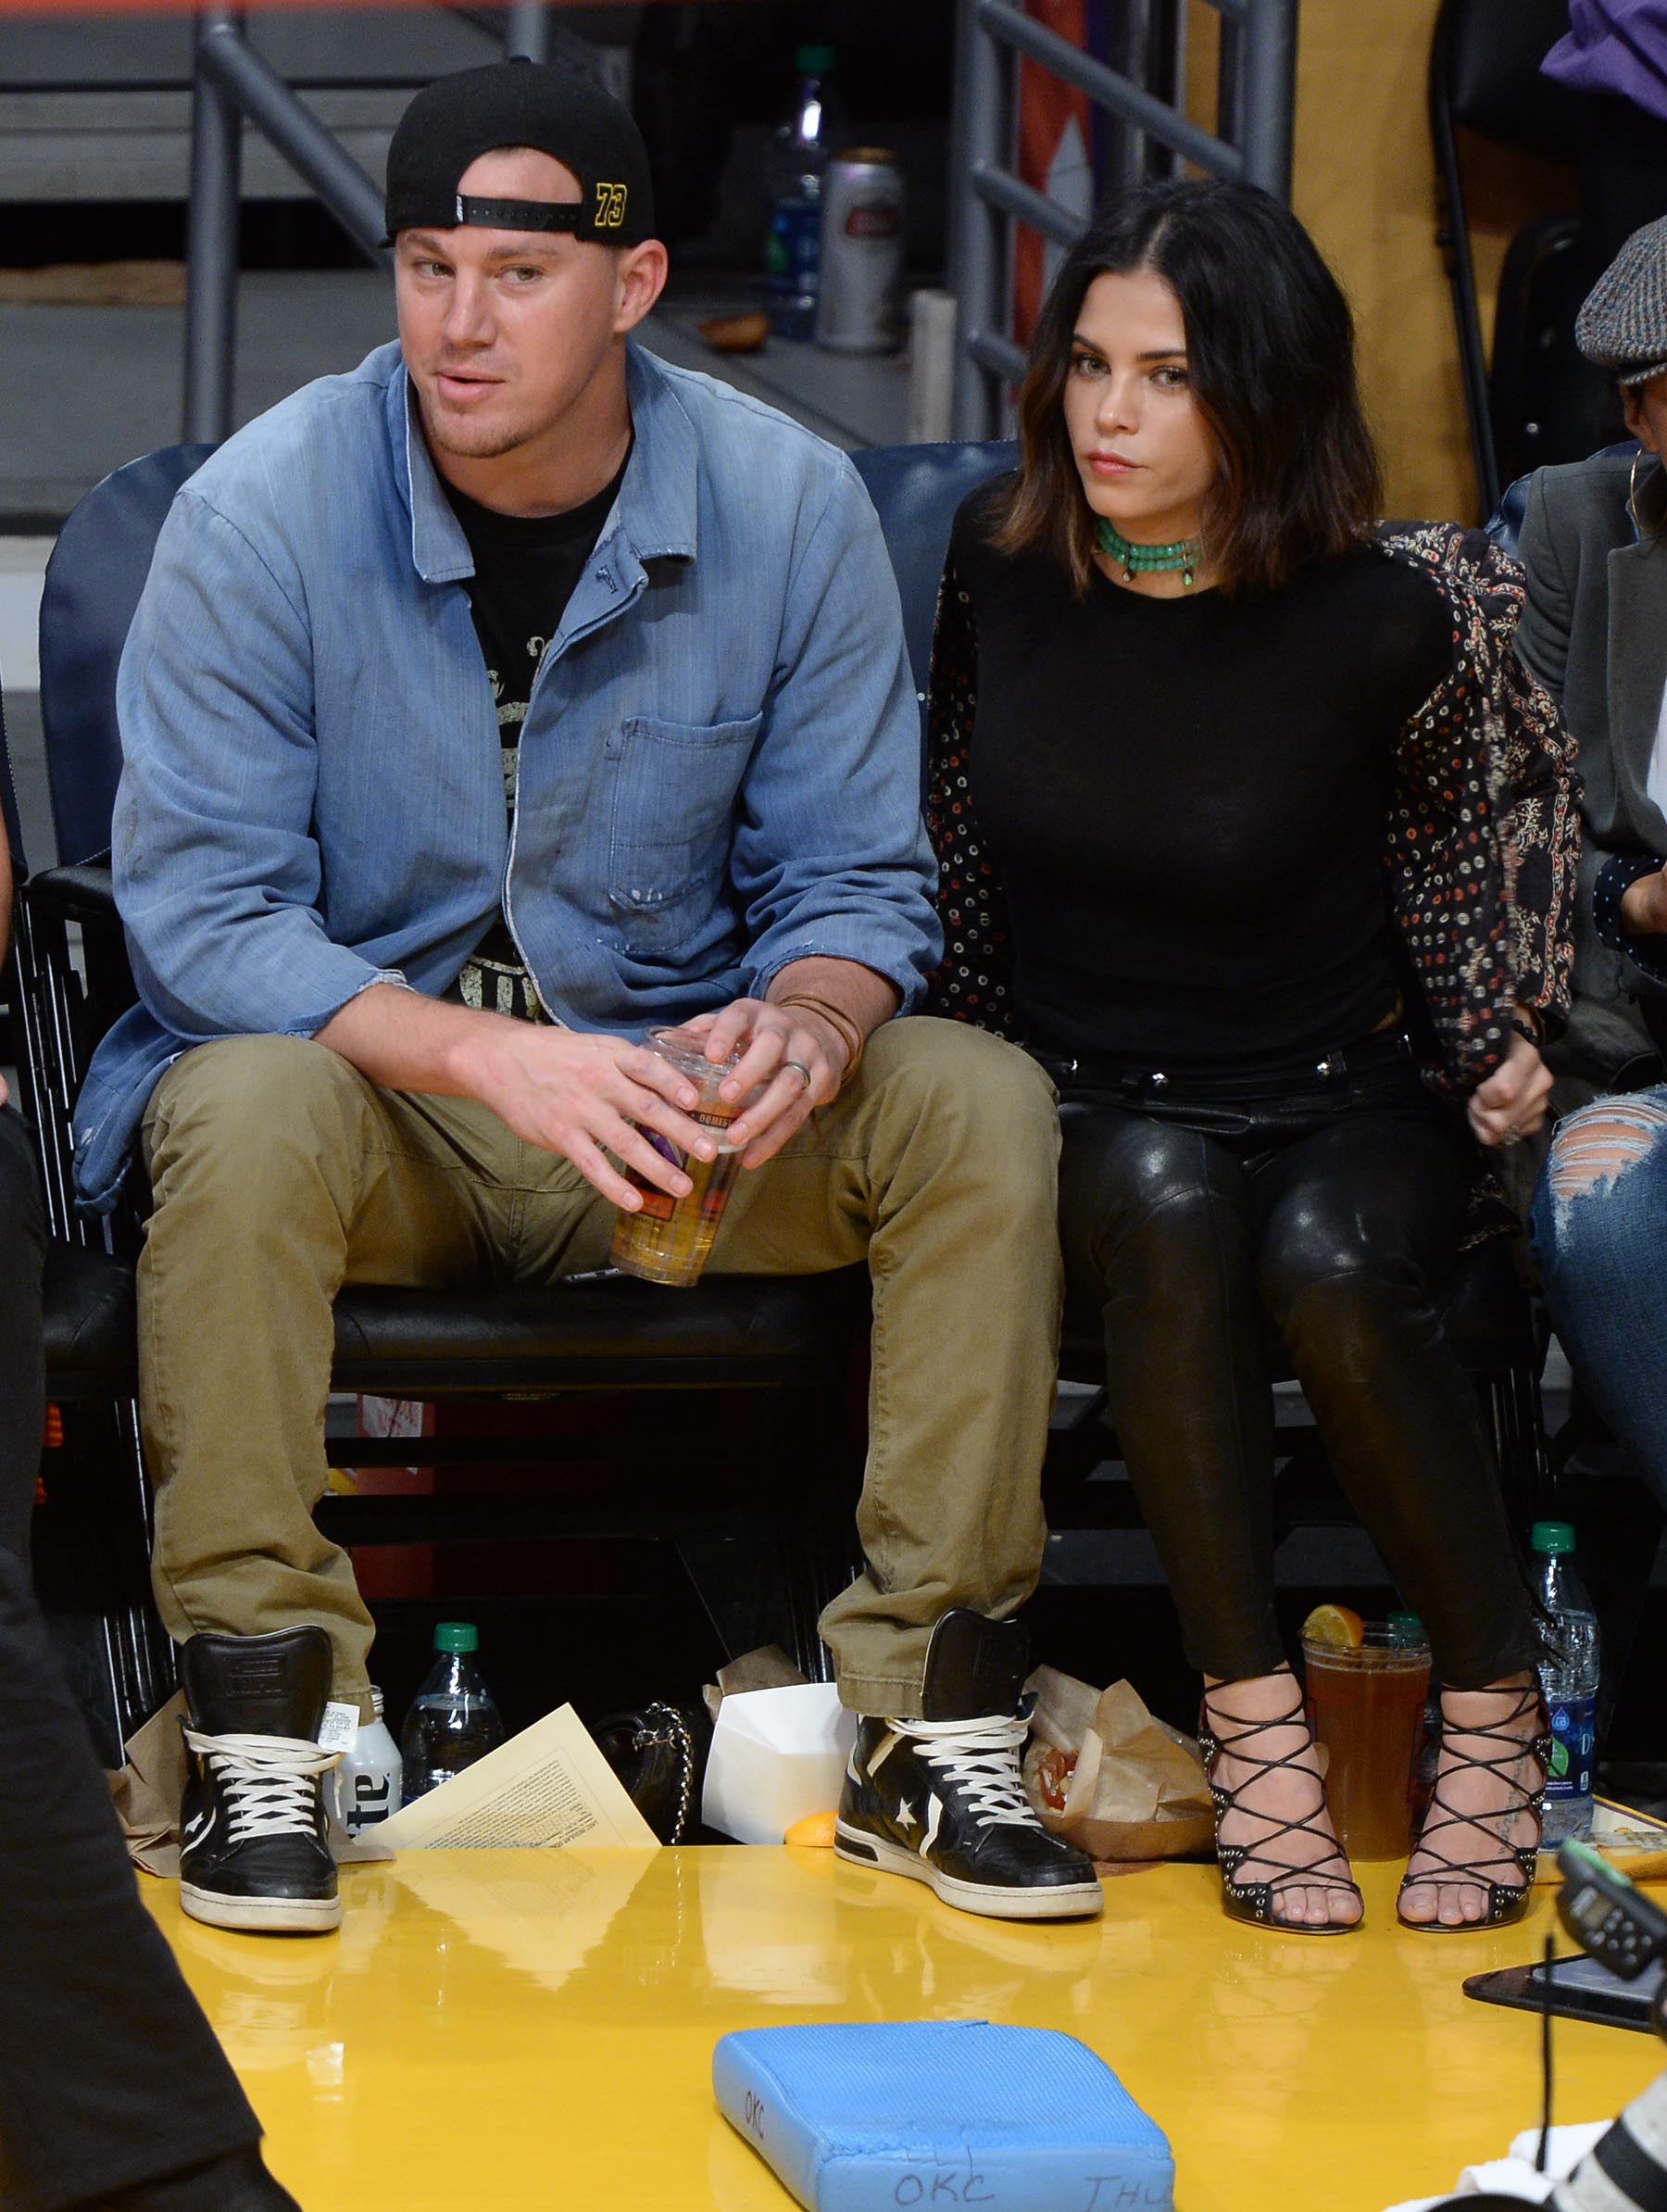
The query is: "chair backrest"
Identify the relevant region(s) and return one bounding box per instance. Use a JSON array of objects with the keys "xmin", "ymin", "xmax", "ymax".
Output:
[
  {"xmin": 851, "ymin": 440, "xmax": 1016, "ymax": 708},
  {"xmin": 38, "ymin": 443, "xmax": 215, "ymax": 868},
  {"xmin": 1429, "ymin": 0, "xmax": 1595, "ymax": 516},
  {"xmin": 1490, "ymin": 214, "xmax": 1621, "ymax": 487},
  {"xmin": 1435, "ymin": 0, "xmax": 1585, "ymax": 157},
  {"xmin": 0, "ymin": 672, "xmax": 23, "ymax": 880}
]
